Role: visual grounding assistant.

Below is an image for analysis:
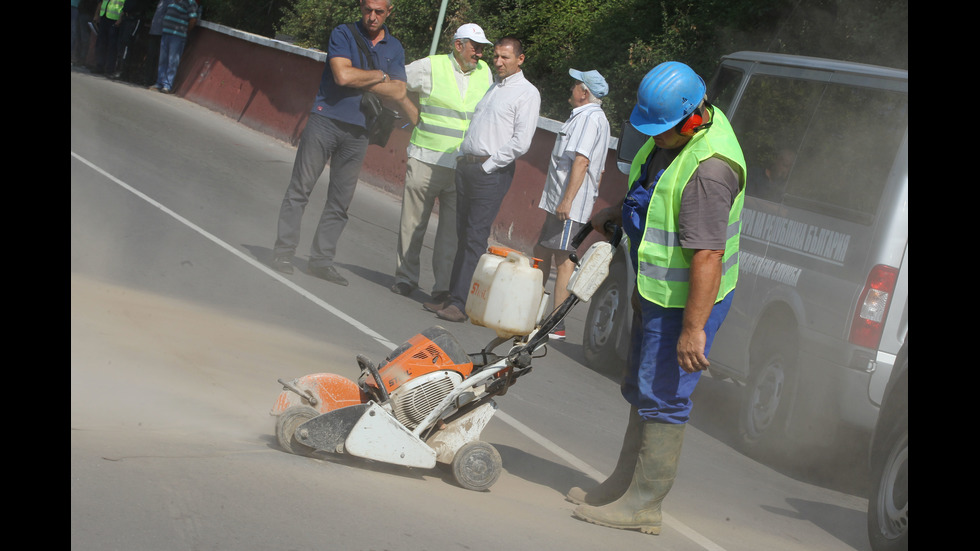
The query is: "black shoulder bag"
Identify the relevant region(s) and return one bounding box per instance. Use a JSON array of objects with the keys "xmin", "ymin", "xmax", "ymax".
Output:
[{"xmin": 346, "ymin": 23, "xmax": 399, "ymax": 147}]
